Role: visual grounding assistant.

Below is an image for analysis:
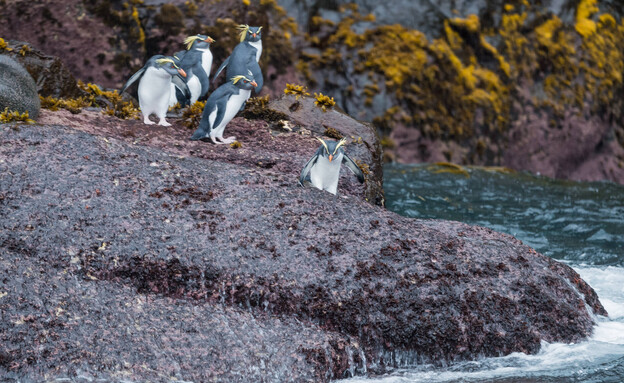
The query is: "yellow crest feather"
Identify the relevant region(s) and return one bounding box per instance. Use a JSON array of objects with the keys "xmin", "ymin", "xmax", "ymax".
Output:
[
  {"xmin": 155, "ymin": 58, "xmax": 176, "ymax": 66},
  {"xmin": 231, "ymin": 75, "xmax": 247, "ymax": 84},
  {"xmin": 184, "ymin": 35, "xmax": 201, "ymax": 50},
  {"xmin": 237, "ymin": 24, "xmax": 250, "ymax": 42},
  {"xmin": 334, "ymin": 137, "xmax": 347, "ymax": 152},
  {"xmin": 316, "ymin": 138, "xmax": 329, "ymax": 152}
]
